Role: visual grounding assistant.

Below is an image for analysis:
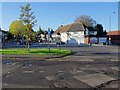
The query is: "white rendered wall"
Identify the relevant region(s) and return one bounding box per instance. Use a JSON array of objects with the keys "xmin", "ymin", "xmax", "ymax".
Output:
[{"xmin": 53, "ymin": 31, "xmax": 85, "ymax": 44}]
